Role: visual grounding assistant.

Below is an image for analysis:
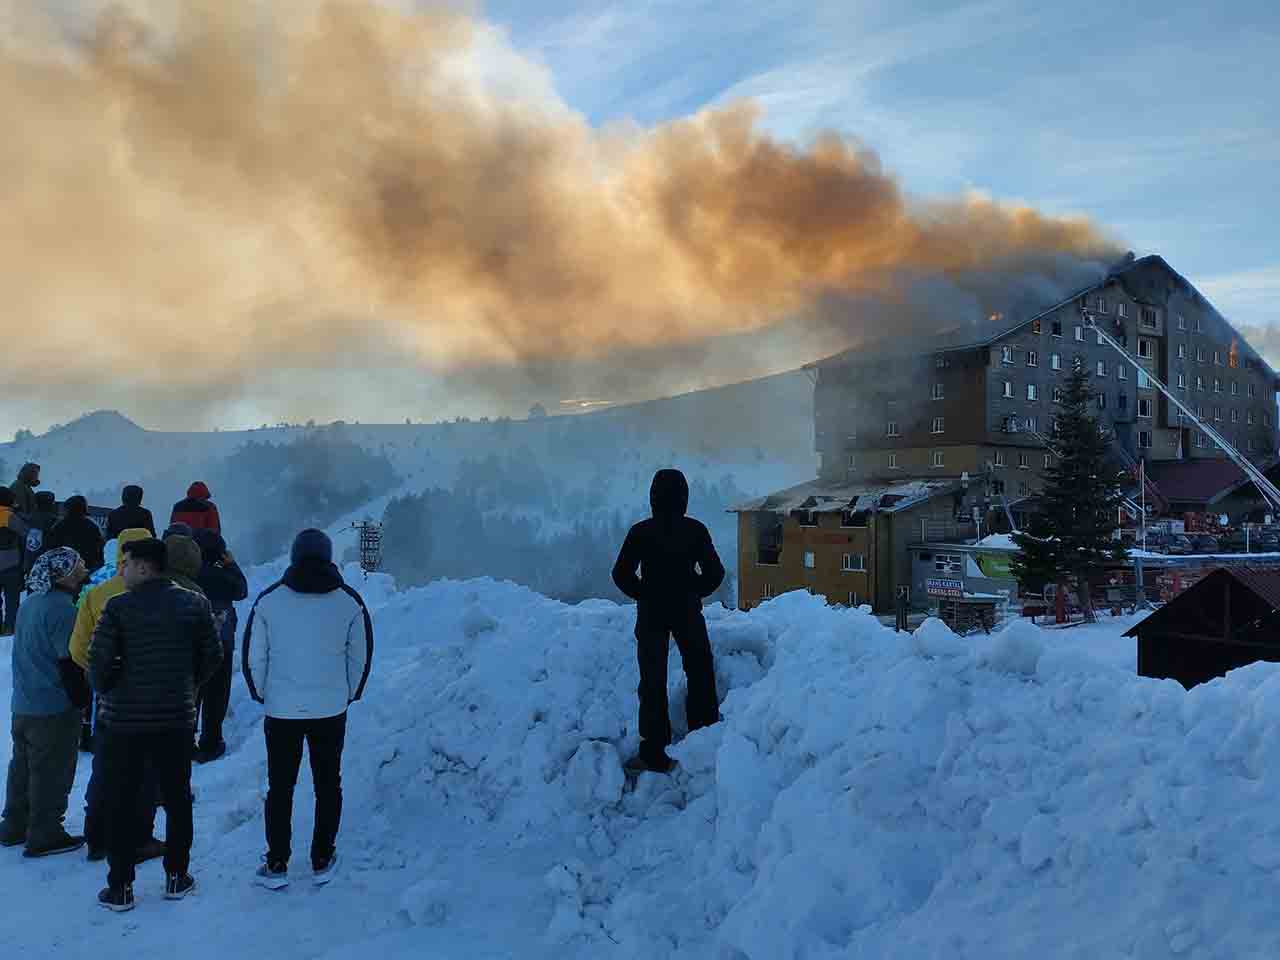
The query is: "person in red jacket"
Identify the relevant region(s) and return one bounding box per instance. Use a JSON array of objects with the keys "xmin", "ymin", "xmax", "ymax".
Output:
[{"xmin": 169, "ymin": 483, "xmax": 221, "ymax": 534}]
